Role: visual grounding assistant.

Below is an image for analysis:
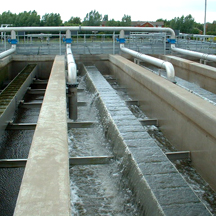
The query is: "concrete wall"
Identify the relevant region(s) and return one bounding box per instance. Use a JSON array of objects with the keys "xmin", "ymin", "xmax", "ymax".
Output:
[
  {"xmin": 109, "ymin": 54, "xmax": 216, "ymax": 192},
  {"xmin": 159, "ymin": 55, "xmax": 216, "ymax": 94},
  {"xmin": 0, "ymin": 55, "xmax": 54, "ymax": 81},
  {"xmin": 14, "ymin": 56, "xmax": 70, "ymax": 216},
  {"xmin": 12, "ymin": 55, "xmax": 54, "ymax": 79}
]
